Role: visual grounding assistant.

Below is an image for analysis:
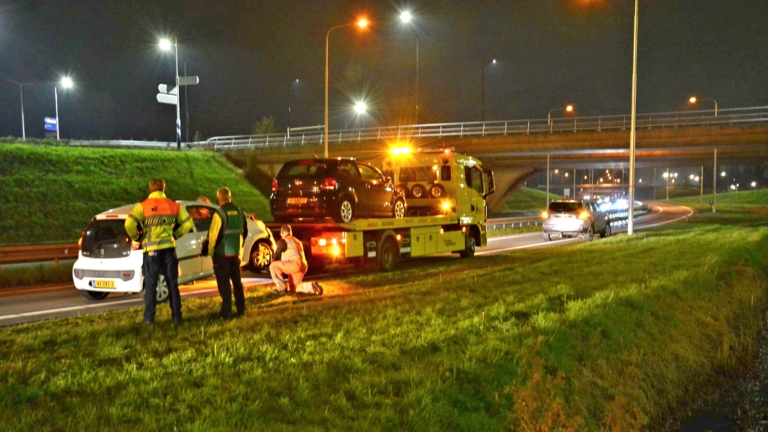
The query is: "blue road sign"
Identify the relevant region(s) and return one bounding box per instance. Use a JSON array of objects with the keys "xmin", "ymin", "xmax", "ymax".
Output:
[{"xmin": 44, "ymin": 117, "xmax": 58, "ymax": 131}]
